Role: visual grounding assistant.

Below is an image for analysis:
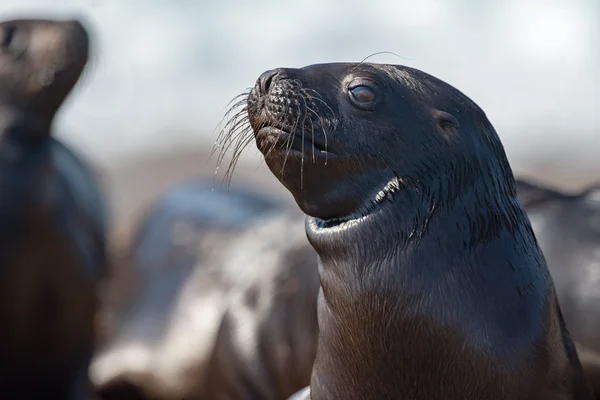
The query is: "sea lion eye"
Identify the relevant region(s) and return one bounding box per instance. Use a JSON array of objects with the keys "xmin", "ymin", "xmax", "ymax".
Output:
[
  {"xmin": 434, "ymin": 110, "xmax": 459, "ymax": 130},
  {"xmin": 1, "ymin": 26, "xmax": 16, "ymax": 49},
  {"xmin": 349, "ymin": 85, "xmax": 376, "ymax": 104}
]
